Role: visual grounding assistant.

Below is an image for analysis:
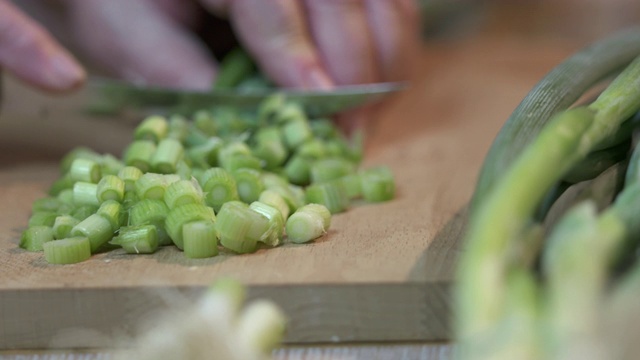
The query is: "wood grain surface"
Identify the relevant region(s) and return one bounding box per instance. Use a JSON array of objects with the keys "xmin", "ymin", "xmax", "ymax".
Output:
[
  {"xmin": 1, "ymin": 0, "xmax": 639, "ymax": 355},
  {"xmin": 0, "ymin": 343, "xmax": 454, "ymax": 360}
]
